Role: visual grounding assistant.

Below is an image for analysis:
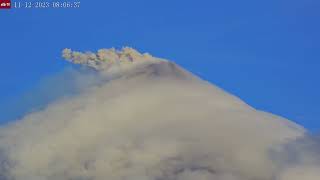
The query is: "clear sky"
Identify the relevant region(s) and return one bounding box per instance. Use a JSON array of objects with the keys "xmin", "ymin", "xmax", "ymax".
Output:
[{"xmin": 0, "ymin": 0, "xmax": 319, "ymax": 131}]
